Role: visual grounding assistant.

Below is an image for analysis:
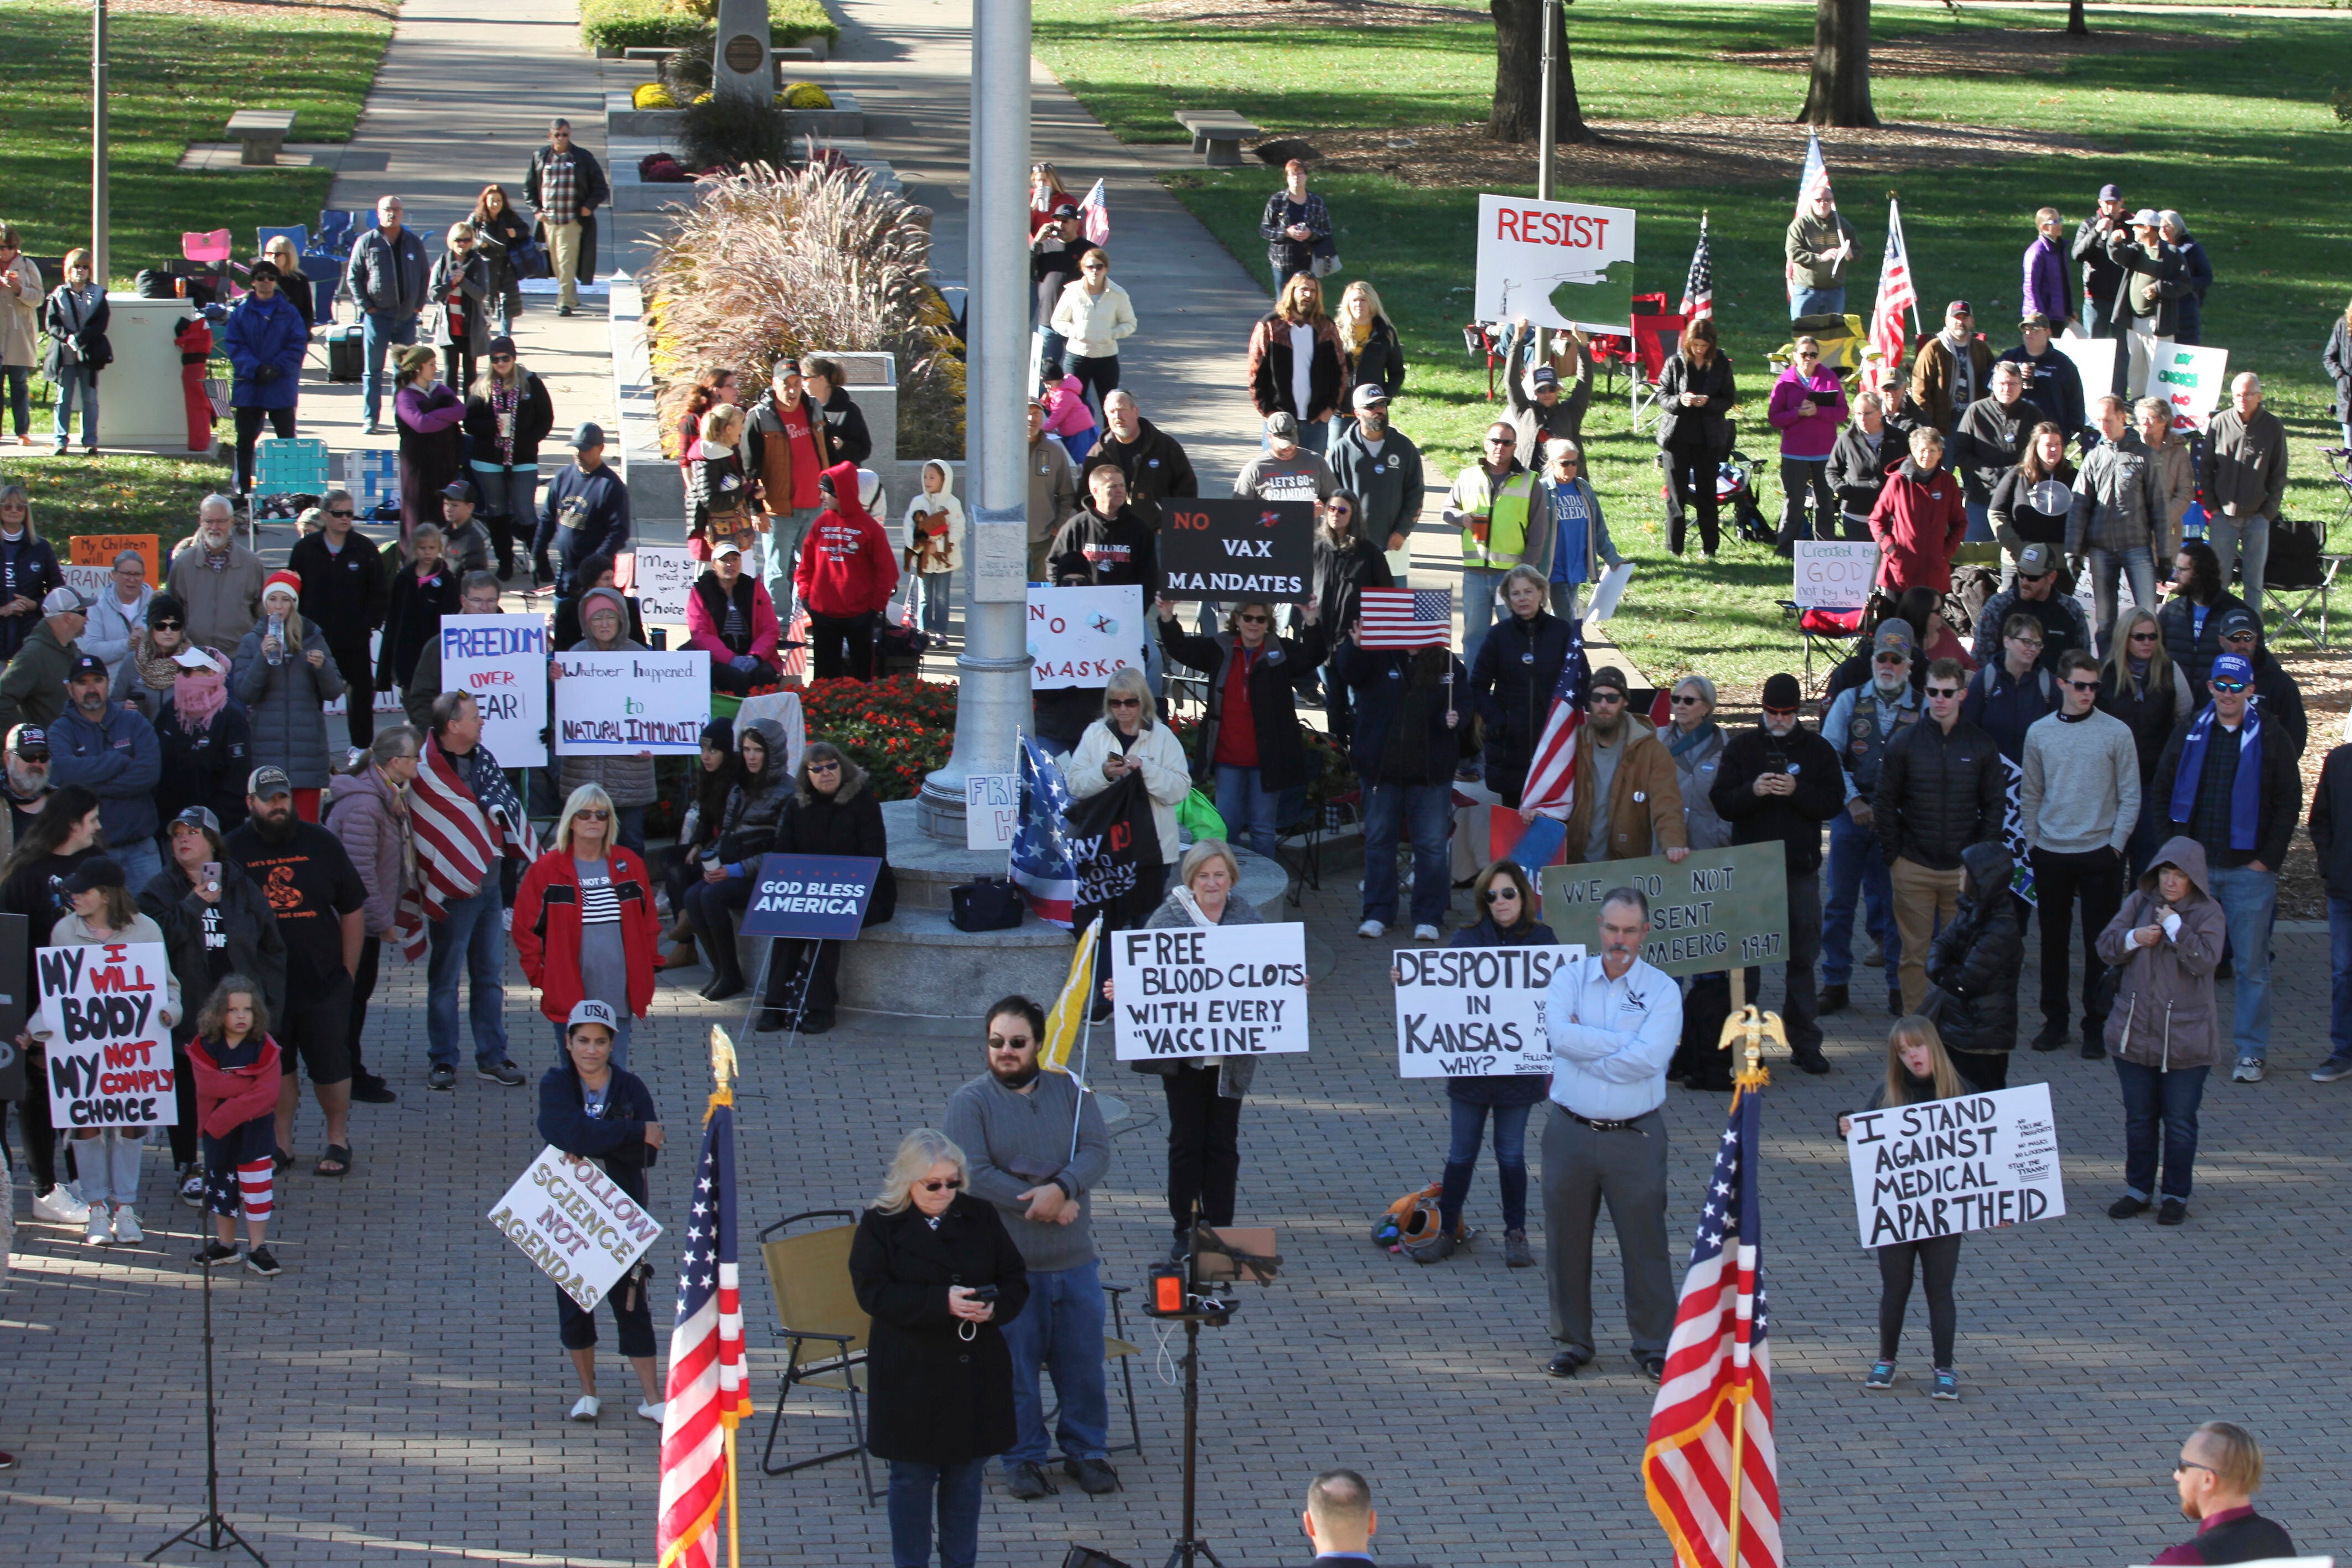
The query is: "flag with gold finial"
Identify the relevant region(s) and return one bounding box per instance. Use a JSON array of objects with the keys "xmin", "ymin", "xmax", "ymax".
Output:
[
  {"xmin": 1039, "ymin": 915, "xmax": 1104, "ymax": 1089},
  {"xmin": 657, "ymin": 1027, "xmax": 750, "ymax": 1568}
]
